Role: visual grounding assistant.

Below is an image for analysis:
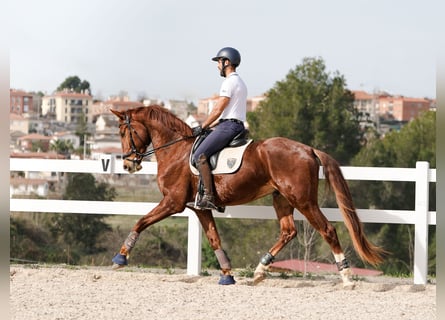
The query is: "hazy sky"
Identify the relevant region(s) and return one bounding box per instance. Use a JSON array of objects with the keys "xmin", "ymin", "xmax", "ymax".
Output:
[{"xmin": 10, "ymin": 0, "xmax": 439, "ymax": 103}]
